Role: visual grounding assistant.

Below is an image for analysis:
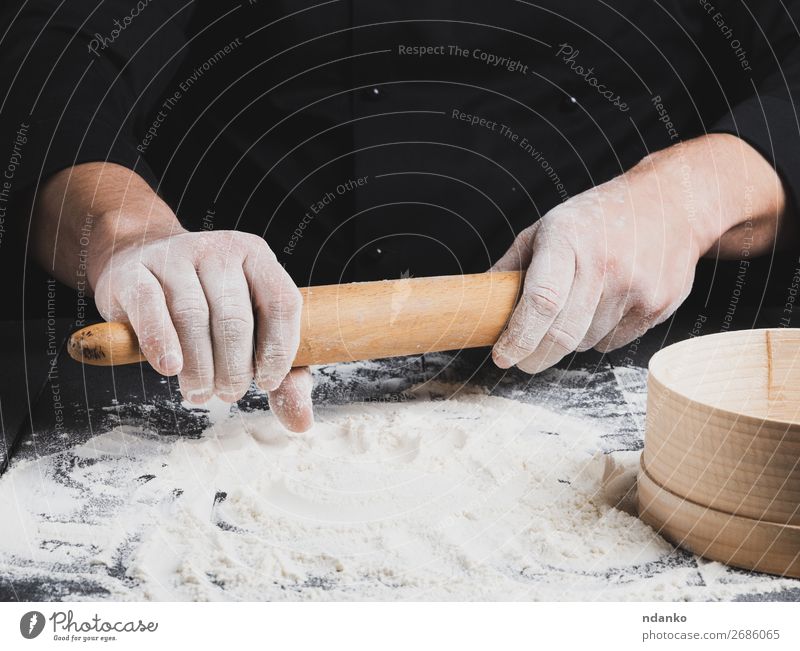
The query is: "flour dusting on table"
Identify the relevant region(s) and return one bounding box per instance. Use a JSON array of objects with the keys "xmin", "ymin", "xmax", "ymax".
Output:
[{"xmin": 1, "ymin": 365, "xmax": 797, "ymax": 600}]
